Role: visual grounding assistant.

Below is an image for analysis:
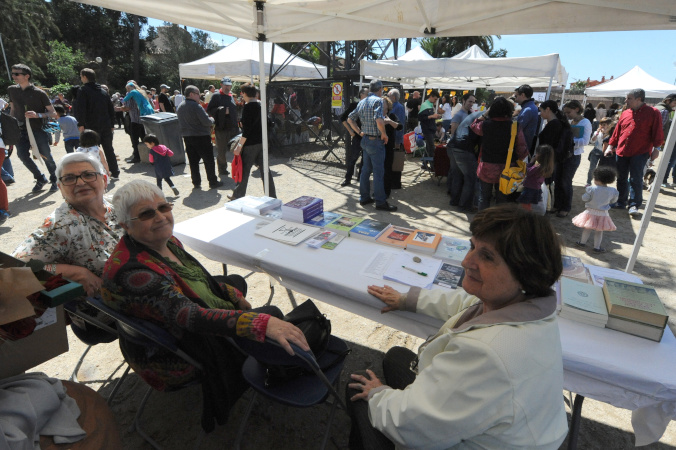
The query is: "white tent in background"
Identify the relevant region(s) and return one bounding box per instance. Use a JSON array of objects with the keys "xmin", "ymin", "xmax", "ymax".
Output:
[
  {"xmin": 397, "ymin": 46, "xmax": 434, "ymax": 61},
  {"xmin": 360, "ymin": 45, "xmax": 569, "ymax": 93},
  {"xmin": 585, "ymin": 66, "xmax": 676, "ymax": 98},
  {"xmin": 179, "ymin": 38, "xmax": 327, "ymax": 82}
]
